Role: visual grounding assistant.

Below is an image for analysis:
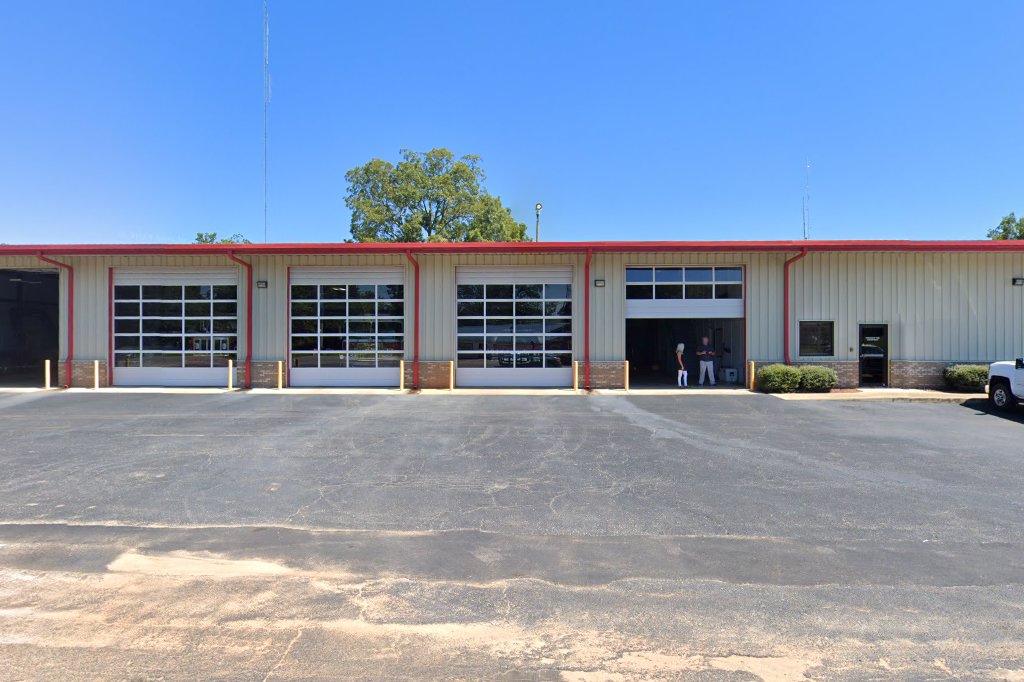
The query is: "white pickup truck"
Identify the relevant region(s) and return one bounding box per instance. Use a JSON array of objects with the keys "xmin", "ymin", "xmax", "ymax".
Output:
[{"xmin": 988, "ymin": 359, "xmax": 1024, "ymax": 410}]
